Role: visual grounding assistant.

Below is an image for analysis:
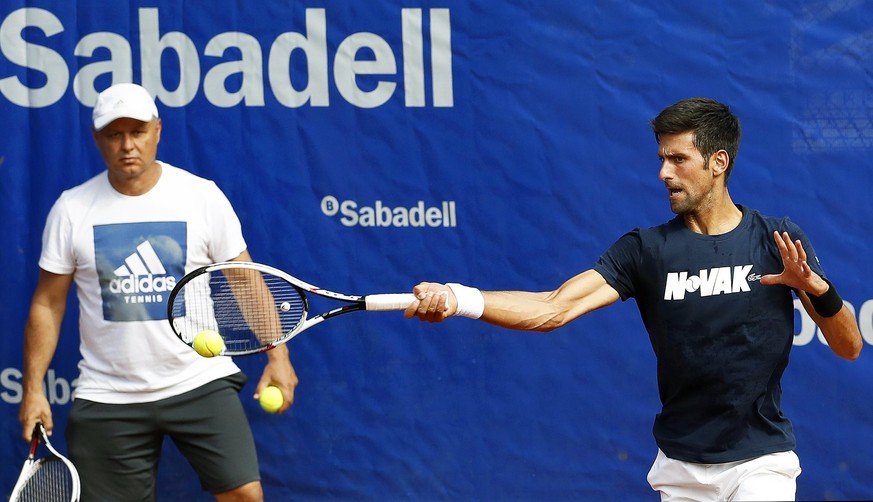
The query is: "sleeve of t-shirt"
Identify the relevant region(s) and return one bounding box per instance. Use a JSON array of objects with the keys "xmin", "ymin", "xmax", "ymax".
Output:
[
  {"xmin": 593, "ymin": 229, "xmax": 643, "ymax": 301},
  {"xmin": 37, "ymin": 194, "xmax": 76, "ymax": 275},
  {"xmin": 204, "ymin": 181, "xmax": 247, "ymax": 262}
]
